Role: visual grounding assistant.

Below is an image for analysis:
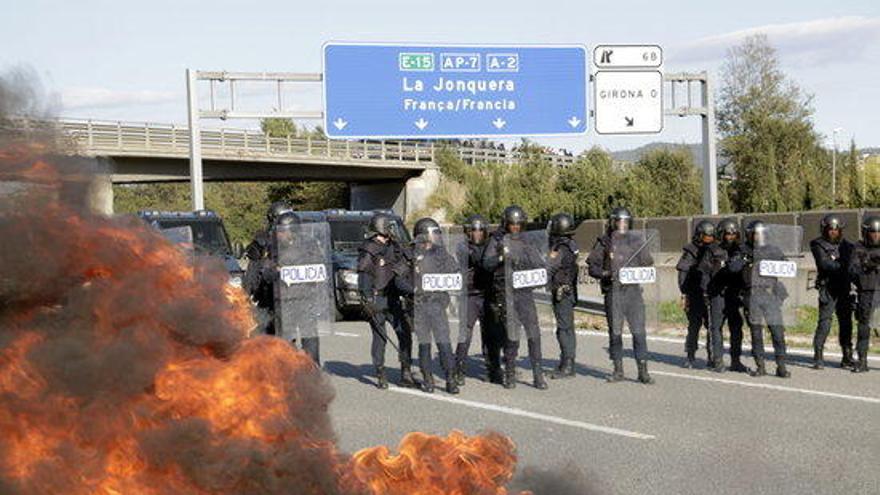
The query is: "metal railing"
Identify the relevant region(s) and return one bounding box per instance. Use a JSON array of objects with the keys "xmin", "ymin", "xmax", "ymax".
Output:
[{"xmin": 56, "ymin": 118, "xmax": 578, "ymax": 167}]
